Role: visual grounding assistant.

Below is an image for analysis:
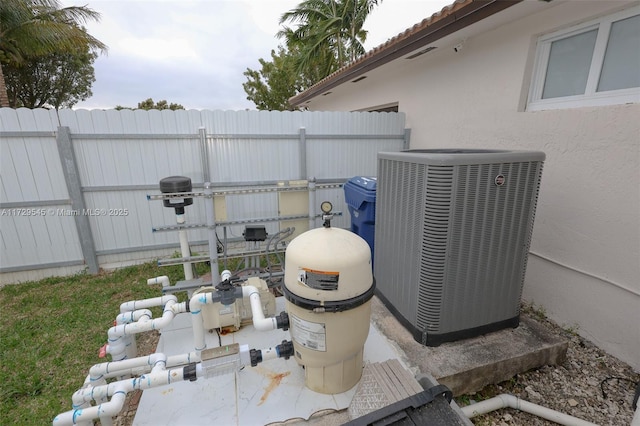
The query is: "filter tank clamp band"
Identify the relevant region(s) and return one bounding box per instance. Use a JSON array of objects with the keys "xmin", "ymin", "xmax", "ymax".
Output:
[{"xmin": 282, "ymin": 279, "xmax": 376, "ymax": 313}]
